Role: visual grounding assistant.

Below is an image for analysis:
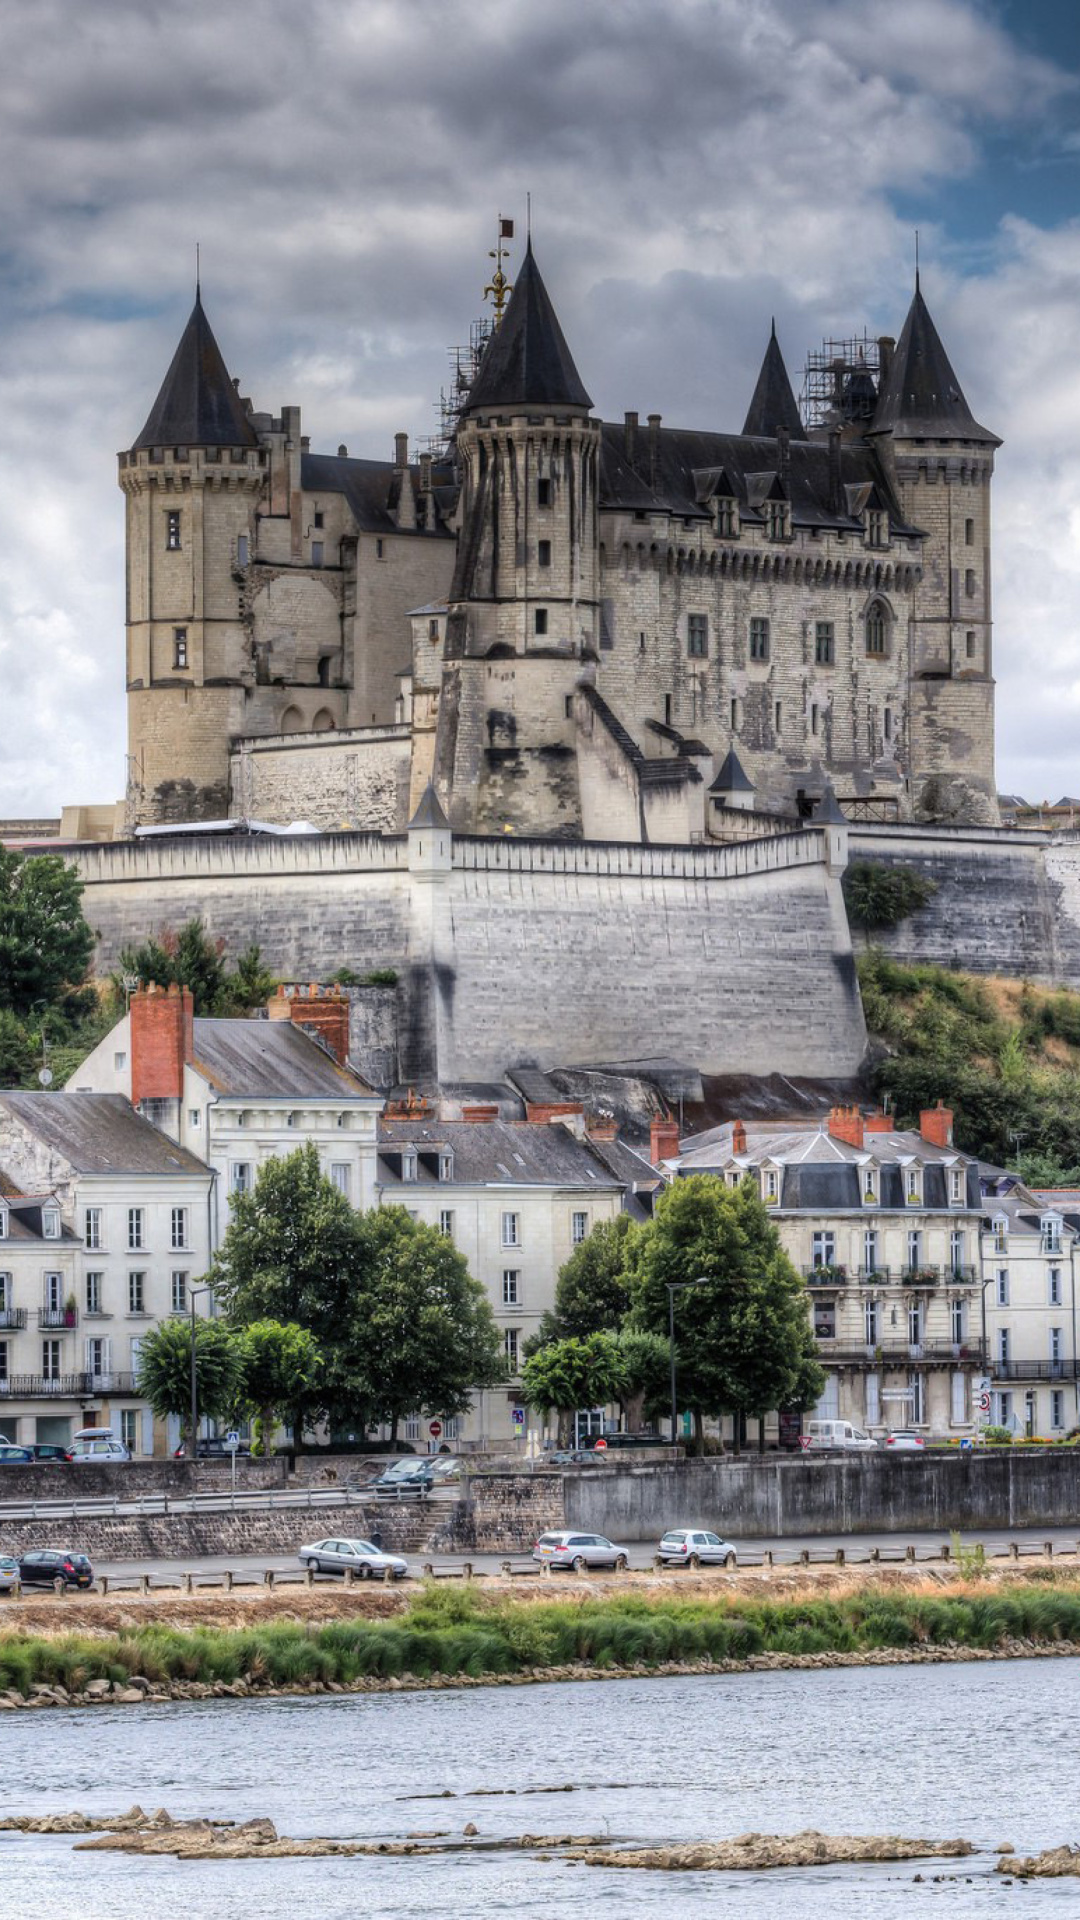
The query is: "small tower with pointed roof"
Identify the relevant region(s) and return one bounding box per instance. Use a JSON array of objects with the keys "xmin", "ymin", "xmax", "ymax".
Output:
[
  {"xmin": 868, "ymin": 279, "xmax": 1000, "ymax": 824},
  {"xmin": 433, "ymin": 240, "xmax": 601, "ymax": 835},
  {"xmin": 119, "ymin": 289, "xmax": 268, "ymax": 824}
]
